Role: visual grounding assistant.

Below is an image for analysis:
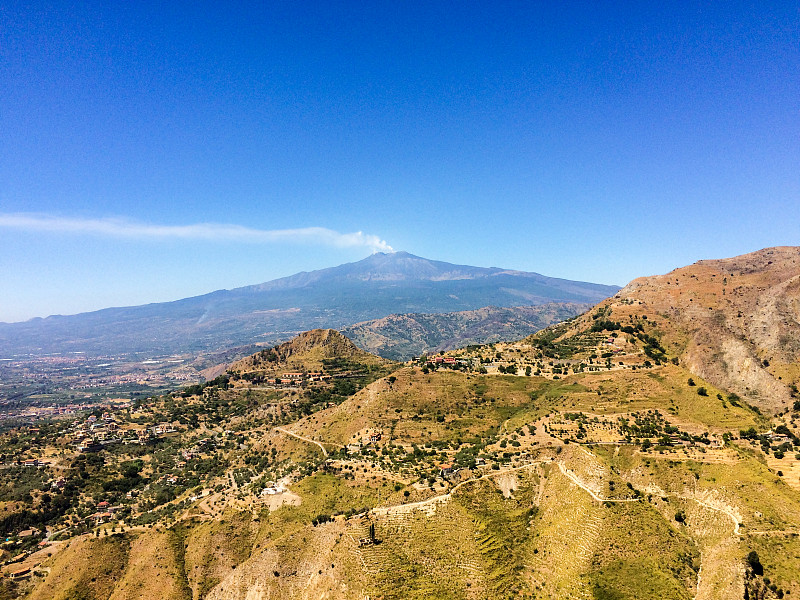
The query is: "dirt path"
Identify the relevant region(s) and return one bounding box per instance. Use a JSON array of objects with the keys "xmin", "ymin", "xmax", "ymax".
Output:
[
  {"xmin": 499, "ymin": 416, "xmax": 512, "ymax": 435},
  {"xmin": 557, "ymin": 462, "xmax": 639, "ymax": 503},
  {"xmin": 372, "ymin": 459, "xmax": 551, "ymax": 517},
  {"xmin": 275, "ymin": 426, "xmax": 329, "ymax": 457},
  {"xmin": 555, "ymin": 445, "xmax": 640, "ymax": 504},
  {"xmin": 689, "ymin": 495, "xmax": 741, "ymax": 536},
  {"xmin": 371, "ymin": 445, "xmax": 642, "ymax": 519}
]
